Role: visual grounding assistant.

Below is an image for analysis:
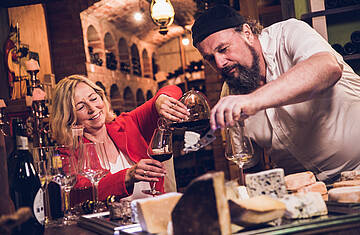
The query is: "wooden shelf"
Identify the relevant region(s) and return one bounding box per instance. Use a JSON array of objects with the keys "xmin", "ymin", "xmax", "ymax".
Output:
[
  {"xmin": 301, "ymin": 4, "xmax": 360, "ymax": 21},
  {"xmin": 258, "ymin": 4, "xmax": 282, "ymax": 15}
]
